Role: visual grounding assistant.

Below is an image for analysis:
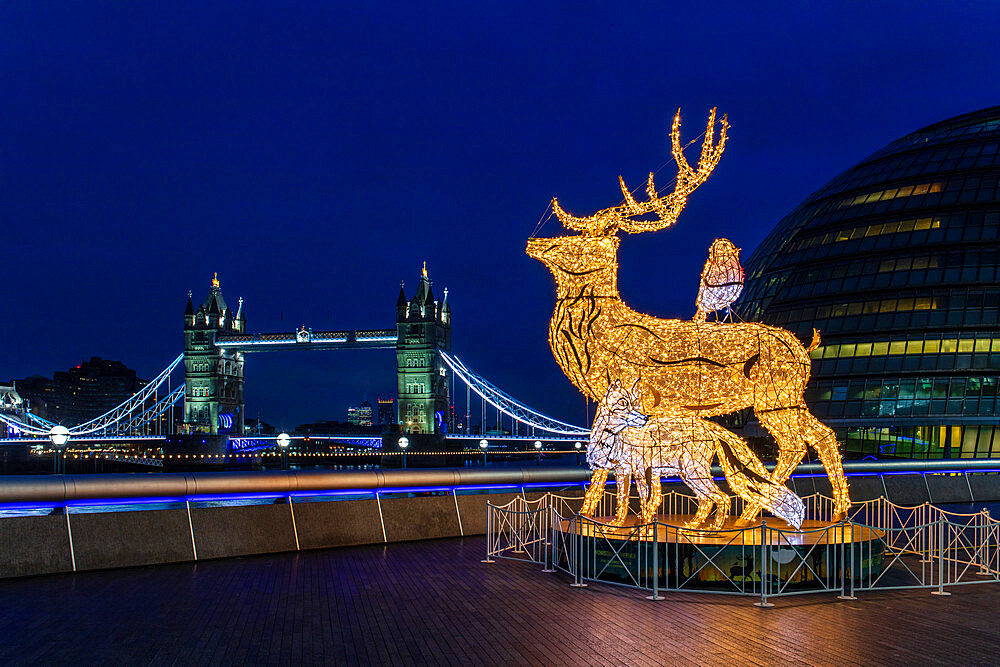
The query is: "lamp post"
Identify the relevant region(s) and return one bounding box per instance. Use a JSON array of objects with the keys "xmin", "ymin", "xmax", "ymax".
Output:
[
  {"xmin": 574, "ymin": 441, "xmax": 582, "ymax": 465},
  {"xmin": 534, "ymin": 440, "xmax": 542, "ymax": 466},
  {"xmin": 49, "ymin": 425, "xmax": 70, "ymax": 474},
  {"xmin": 277, "ymin": 432, "xmax": 290, "ymax": 470},
  {"xmin": 399, "ymin": 436, "xmax": 409, "ymax": 469},
  {"xmin": 479, "ymin": 438, "xmax": 488, "ymax": 467}
]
